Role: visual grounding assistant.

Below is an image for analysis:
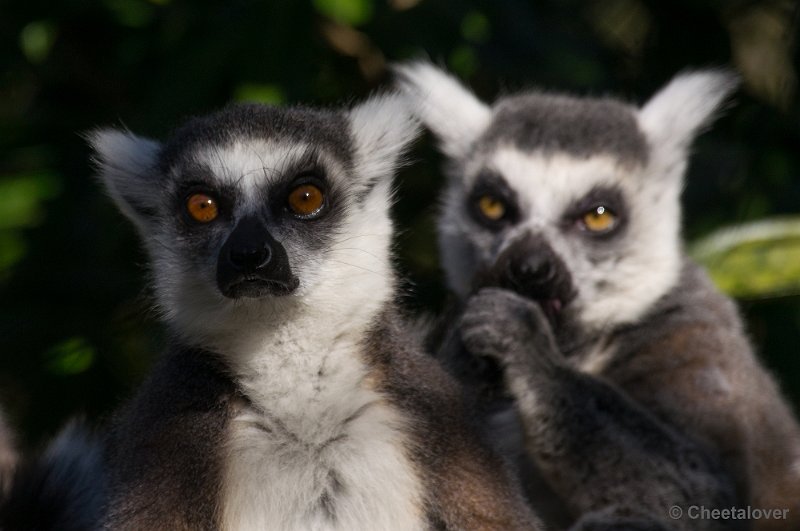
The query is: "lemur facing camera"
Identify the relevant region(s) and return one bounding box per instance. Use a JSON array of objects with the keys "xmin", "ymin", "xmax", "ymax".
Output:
[
  {"xmin": 399, "ymin": 63, "xmax": 800, "ymax": 530},
  {"xmin": 82, "ymin": 95, "xmax": 539, "ymax": 530}
]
